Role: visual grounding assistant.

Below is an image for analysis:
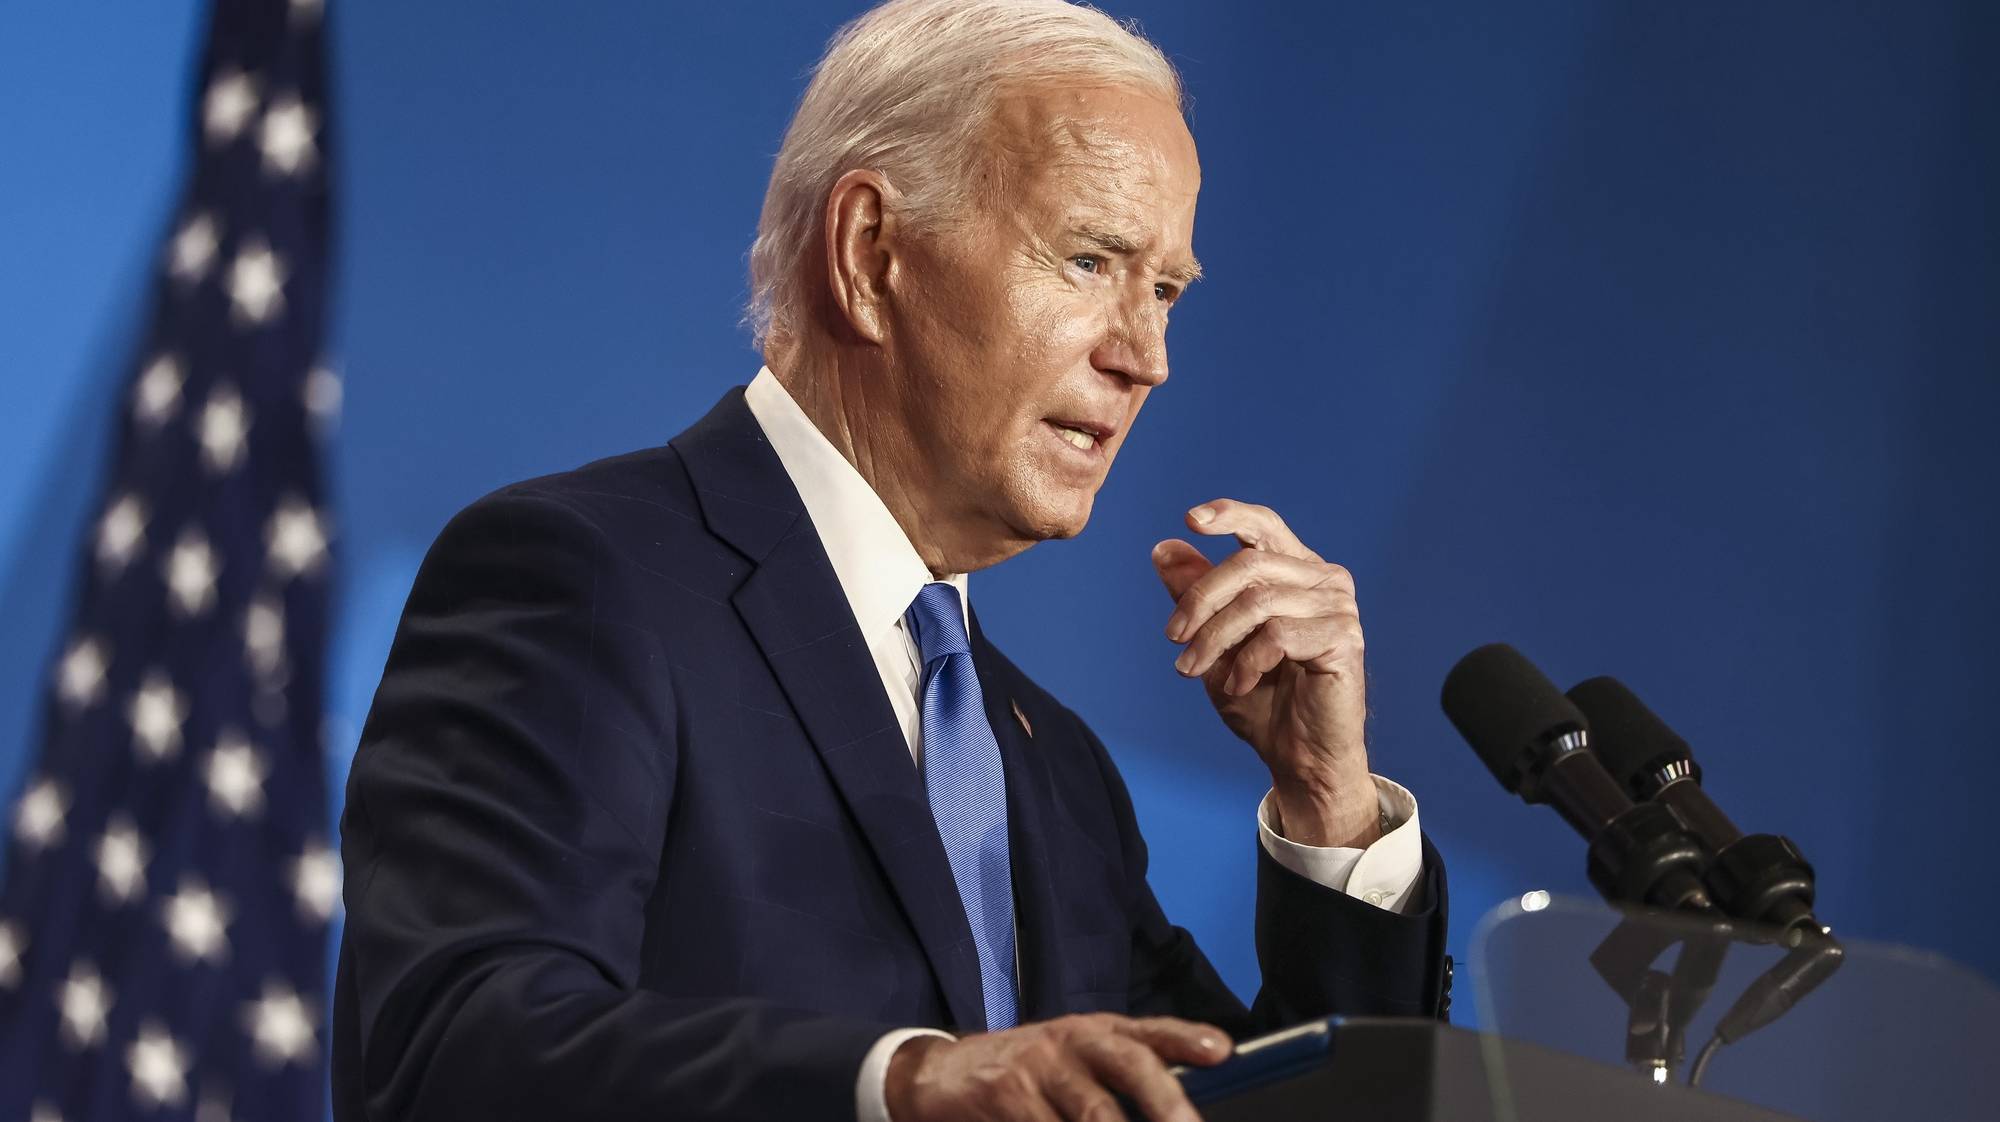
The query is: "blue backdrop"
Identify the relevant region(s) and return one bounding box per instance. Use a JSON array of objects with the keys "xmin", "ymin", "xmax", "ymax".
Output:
[{"xmin": 3, "ymin": 0, "xmax": 1993, "ymax": 1010}]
